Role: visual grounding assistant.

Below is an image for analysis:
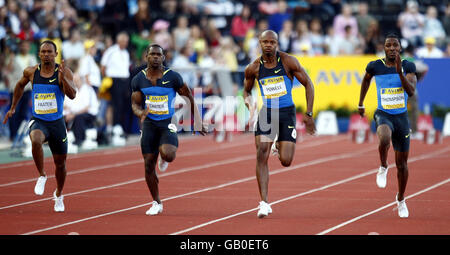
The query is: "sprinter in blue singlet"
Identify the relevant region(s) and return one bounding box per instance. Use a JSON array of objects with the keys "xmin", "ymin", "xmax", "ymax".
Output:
[
  {"xmin": 358, "ymin": 33, "xmax": 417, "ymax": 218},
  {"xmin": 243, "ymin": 30, "xmax": 316, "ymax": 218},
  {"xmin": 131, "ymin": 44, "xmax": 207, "ymax": 216},
  {"xmin": 3, "ymin": 40, "xmax": 77, "ymax": 212}
]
